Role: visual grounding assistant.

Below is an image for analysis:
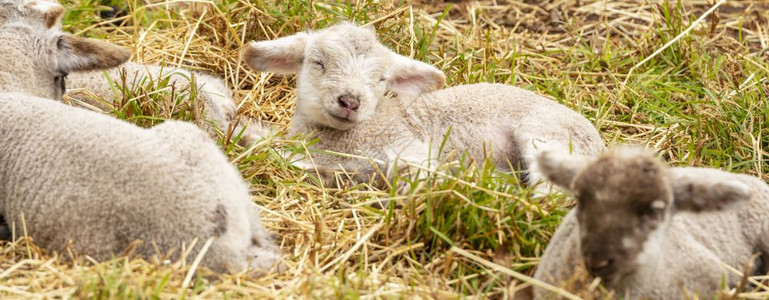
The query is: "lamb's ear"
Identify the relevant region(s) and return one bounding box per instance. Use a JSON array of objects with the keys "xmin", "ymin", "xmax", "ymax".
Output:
[
  {"xmin": 241, "ymin": 33, "xmax": 308, "ymax": 74},
  {"xmin": 55, "ymin": 35, "xmax": 131, "ymax": 73},
  {"xmin": 536, "ymin": 151, "xmax": 589, "ymax": 191},
  {"xmin": 671, "ymin": 176, "xmax": 750, "ymax": 212},
  {"xmin": 387, "ymin": 52, "xmax": 446, "ymax": 98}
]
